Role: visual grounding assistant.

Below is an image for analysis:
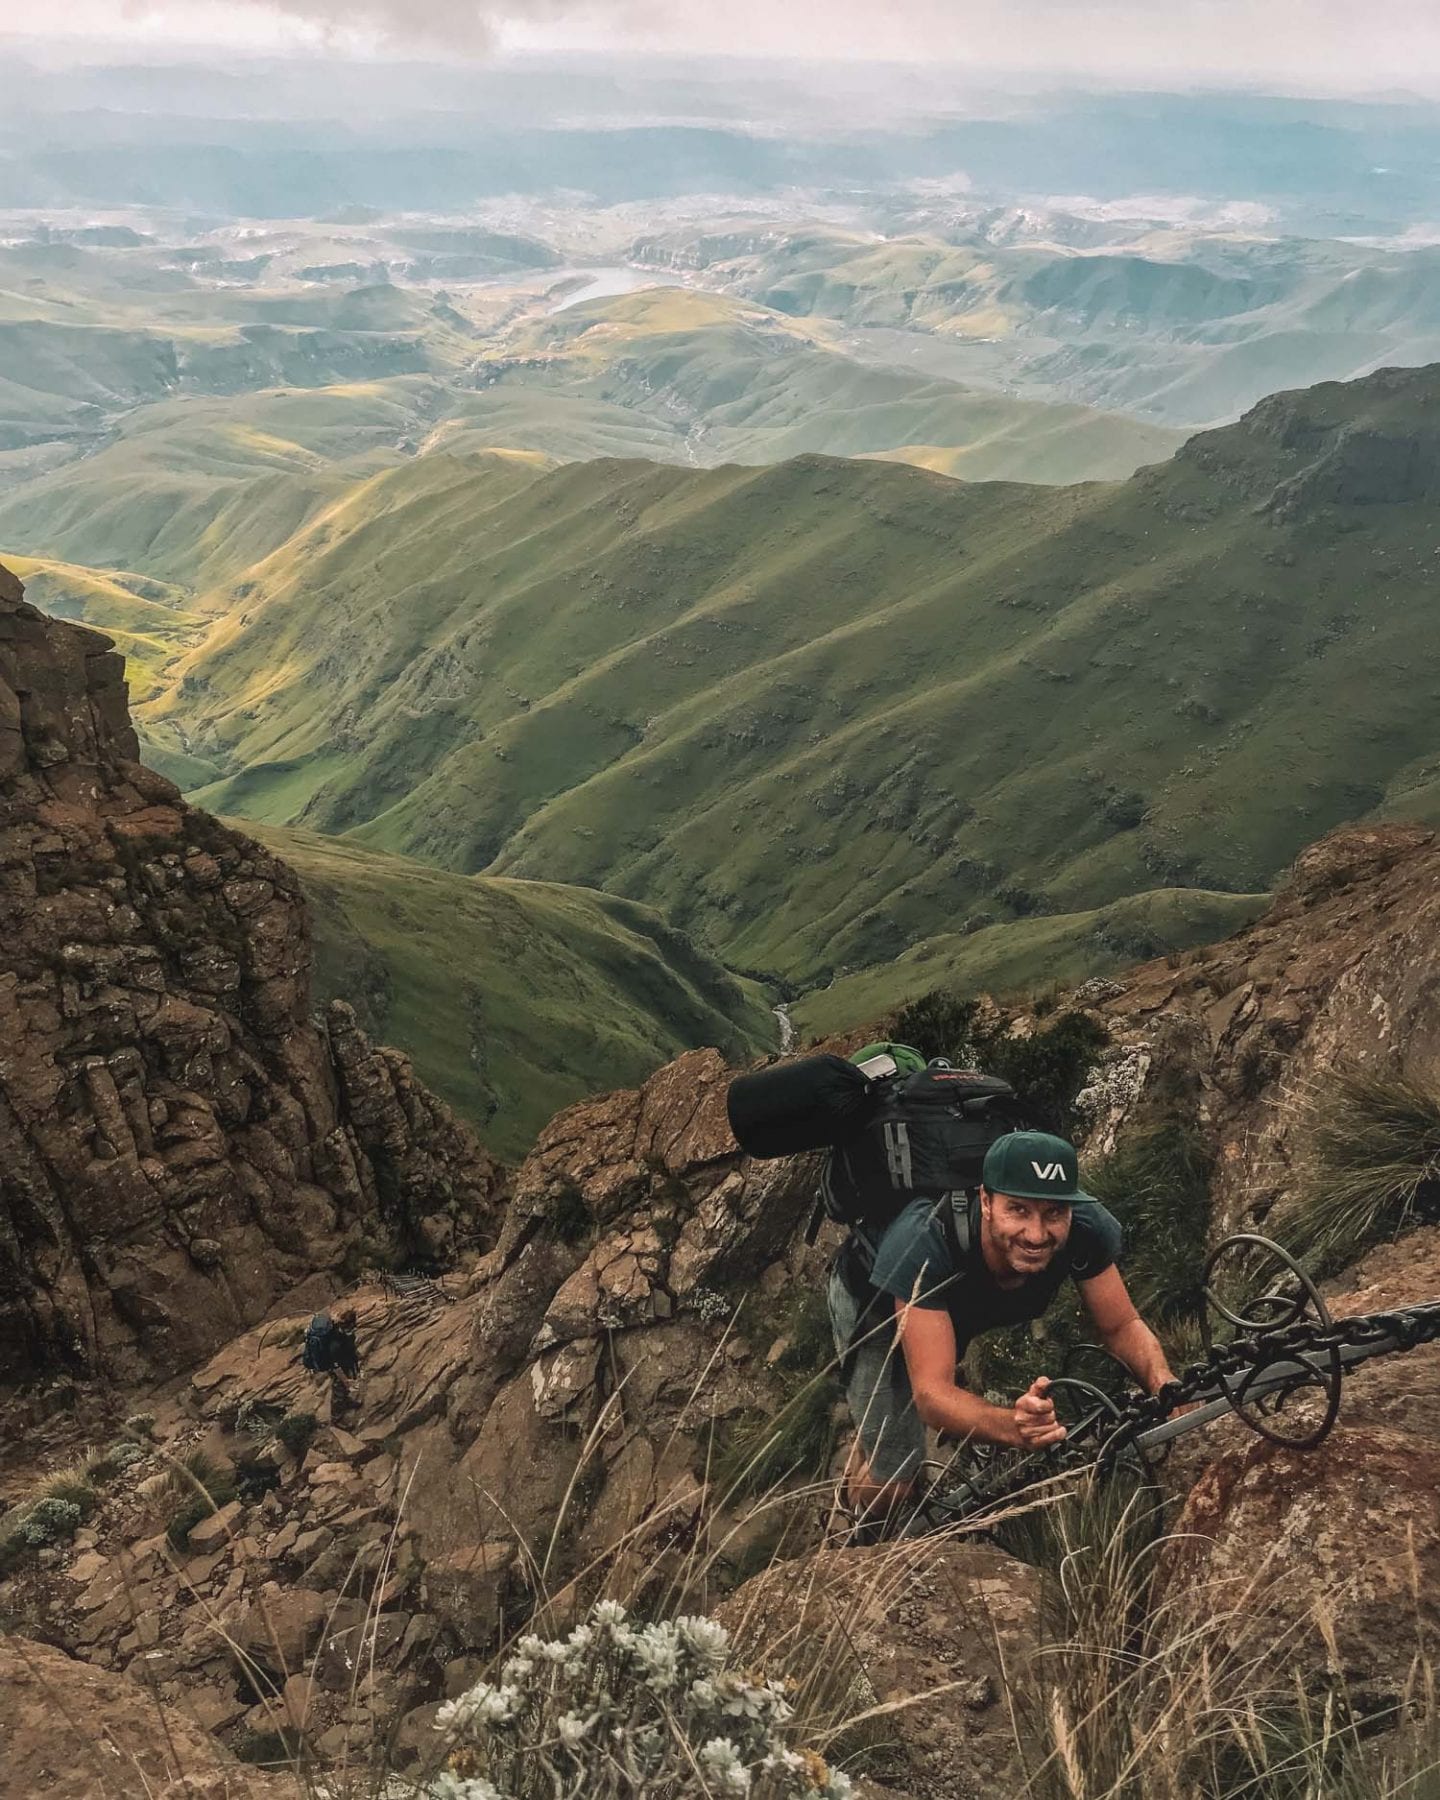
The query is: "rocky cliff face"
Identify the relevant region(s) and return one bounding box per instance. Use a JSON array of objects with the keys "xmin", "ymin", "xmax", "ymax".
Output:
[
  {"xmin": 1171, "ymin": 363, "xmax": 1440, "ymax": 516},
  {"xmin": 0, "ymin": 563, "xmax": 503, "ymax": 1387},
  {"xmin": 1072, "ymin": 822, "xmax": 1440, "ymax": 1234},
  {"xmin": 0, "ymin": 1046, "xmax": 826, "ymax": 1778}
]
